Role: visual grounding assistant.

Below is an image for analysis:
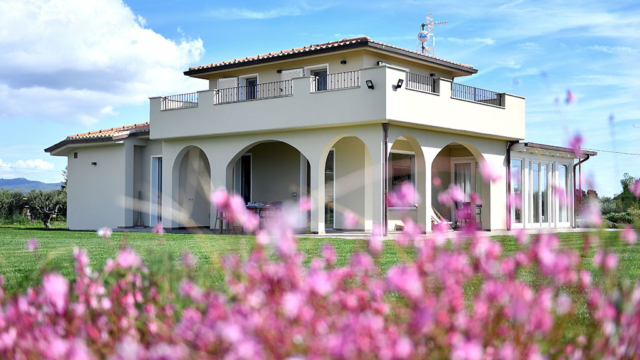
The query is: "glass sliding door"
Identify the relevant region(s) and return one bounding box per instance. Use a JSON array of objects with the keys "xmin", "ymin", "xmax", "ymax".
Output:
[
  {"xmin": 532, "ymin": 163, "xmax": 539, "ymax": 224},
  {"xmin": 325, "ymin": 150, "xmax": 335, "ymax": 228},
  {"xmin": 454, "ymin": 163, "xmax": 472, "ymax": 201},
  {"xmin": 511, "ymin": 159, "xmax": 523, "ymax": 224},
  {"xmin": 541, "ymin": 164, "xmax": 548, "ymax": 224},
  {"xmin": 559, "ymin": 165, "xmax": 568, "ymax": 223}
]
